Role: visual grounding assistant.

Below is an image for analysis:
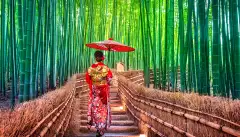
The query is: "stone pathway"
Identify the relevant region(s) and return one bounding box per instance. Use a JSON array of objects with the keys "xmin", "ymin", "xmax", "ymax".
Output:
[{"xmin": 66, "ymin": 79, "xmax": 140, "ymax": 137}]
